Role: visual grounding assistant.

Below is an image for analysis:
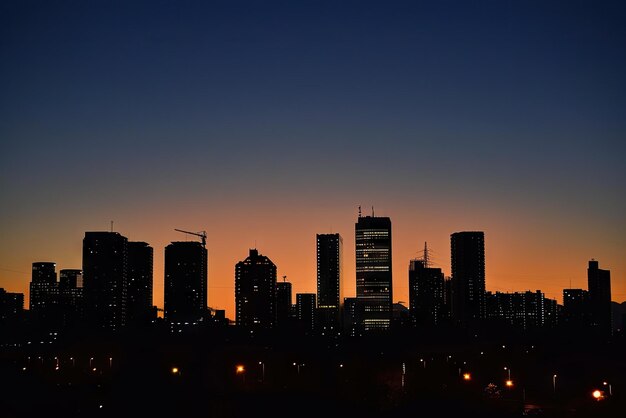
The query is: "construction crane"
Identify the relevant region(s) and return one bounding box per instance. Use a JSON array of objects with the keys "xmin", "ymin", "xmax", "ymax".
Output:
[{"xmin": 174, "ymin": 229, "xmax": 207, "ymax": 248}]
